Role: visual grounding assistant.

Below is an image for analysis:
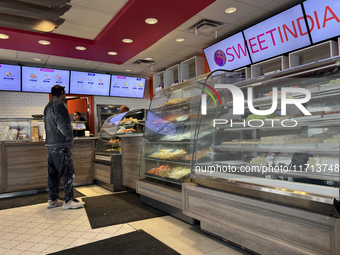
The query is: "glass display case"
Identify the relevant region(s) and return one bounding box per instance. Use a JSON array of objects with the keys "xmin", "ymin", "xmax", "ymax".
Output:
[
  {"xmin": 0, "ymin": 118, "xmax": 45, "ymax": 142},
  {"xmin": 97, "ymin": 104, "xmax": 122, "ymax": 132},
  {"xmin": 95, "ymin": 109, "xmax": 146, "ymax": 157},
  {"xmin": 192, "ymin": 56, "xmax": 340, "ymax": 203},
  {"xmin": 139, "ymin": 73, "xmax": 241, "ymax": 186}
]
